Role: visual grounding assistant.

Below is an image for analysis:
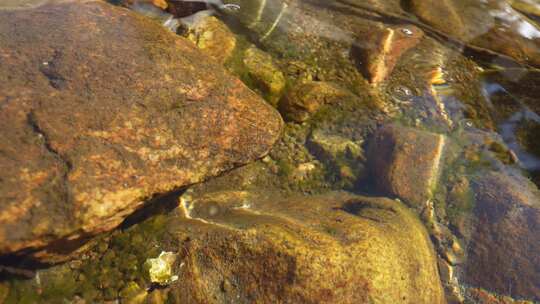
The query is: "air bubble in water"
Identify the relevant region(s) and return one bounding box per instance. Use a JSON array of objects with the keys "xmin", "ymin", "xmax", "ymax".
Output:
[{"xmin": 390, "ymin": 85, "xmax": 414, "ymax": 103}]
